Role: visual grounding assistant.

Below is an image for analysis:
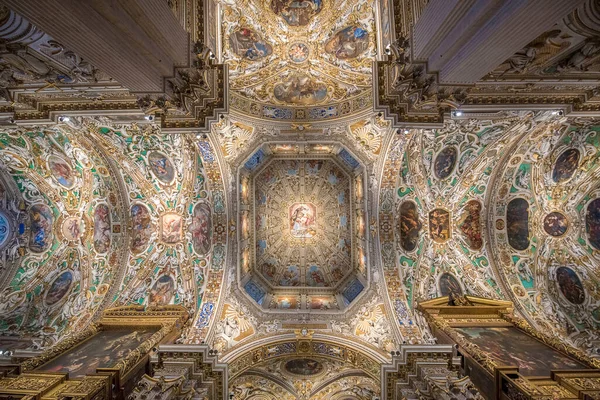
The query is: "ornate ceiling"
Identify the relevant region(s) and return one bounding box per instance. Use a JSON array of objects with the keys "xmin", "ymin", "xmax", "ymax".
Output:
[{"xmin": 222, "ymin": 0, "xmax": 376, "ymax": 123}]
